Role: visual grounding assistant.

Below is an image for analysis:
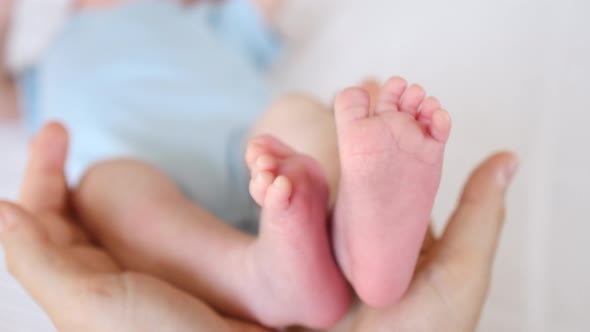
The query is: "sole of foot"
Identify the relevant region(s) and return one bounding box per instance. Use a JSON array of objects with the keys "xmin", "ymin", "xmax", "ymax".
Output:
[{"xmin": 333, "ymin": 76, "xmax": 451, "ymax": 307}]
